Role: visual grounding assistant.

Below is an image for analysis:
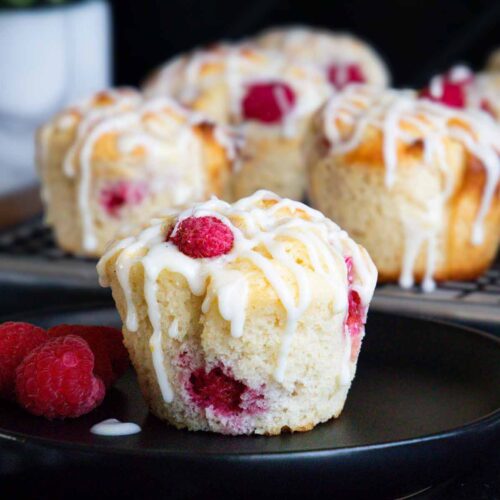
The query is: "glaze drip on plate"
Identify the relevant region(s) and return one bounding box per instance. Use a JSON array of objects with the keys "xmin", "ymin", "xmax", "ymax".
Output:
[{"xmin": 90, "ymin": 418, "xmax": 141, "ymax": 436}]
